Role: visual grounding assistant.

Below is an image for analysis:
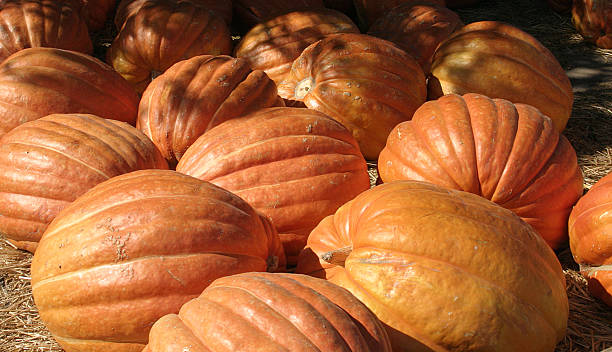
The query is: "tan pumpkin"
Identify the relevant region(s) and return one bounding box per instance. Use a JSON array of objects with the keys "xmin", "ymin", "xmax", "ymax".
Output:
[
  {"xmin": 31, "ymin": 169, "xmax": 286, "ymax": 352},
  {"xmin": 0, "ymin": 47, "xmax": 139, "ymax": 136},
  {"xmin": 278, "ymin": 33, "xmax": 427, "ymax": 160},
  {"xmin": 572, "ymin": 0, "xmax": 612, "ymax": 49},
  {"xmin": 143, "ymin": 272, "xmax": 392, "ymax": 351},
  {"xmin": 233, "ymin": 0, "xmax": 325, "ymax": 31},
  {"xmin": 296, "ymin": 181, "xmax": 568, "ymax": 352},
  {"xmin": 0, "ymin": 114, "xmax": 168, "ymax": 253},
  {"xmin": 176, "ymin": 107, "xmax": 371, "ymax": 264},
  {"xmin": 428, "ymin": 21, "xmax": 574, "ymax": 131},
  {"xmin": 352, "ymin": 0, "xmax": 446, "ymax": 29}
]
